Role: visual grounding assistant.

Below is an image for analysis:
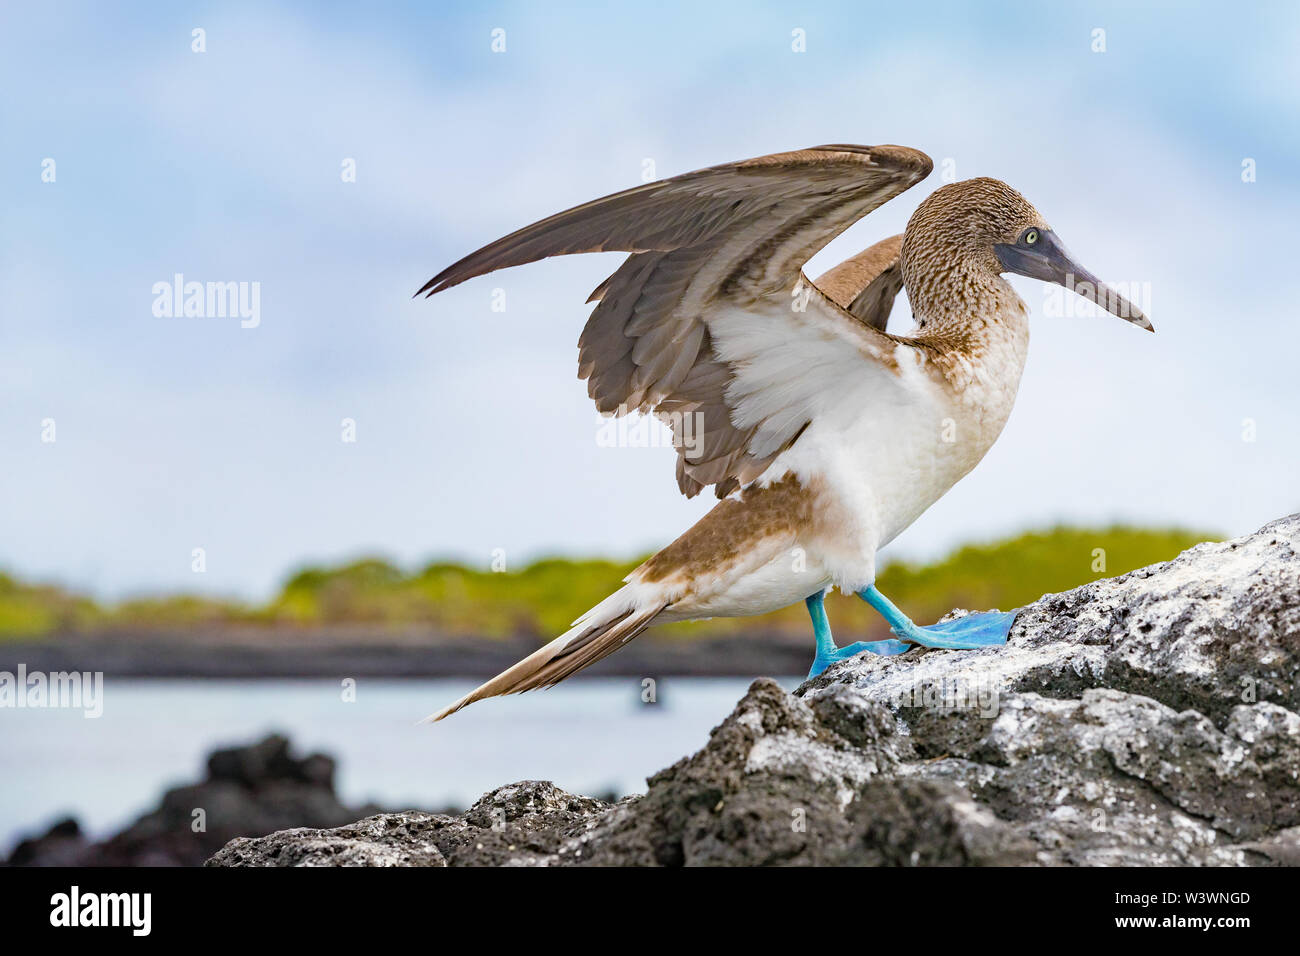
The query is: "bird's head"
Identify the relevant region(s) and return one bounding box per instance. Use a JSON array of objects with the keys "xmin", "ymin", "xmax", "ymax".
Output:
[{"xmin": 902, "ymin": 177, "xmax": 1151, "ymax": 331}]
